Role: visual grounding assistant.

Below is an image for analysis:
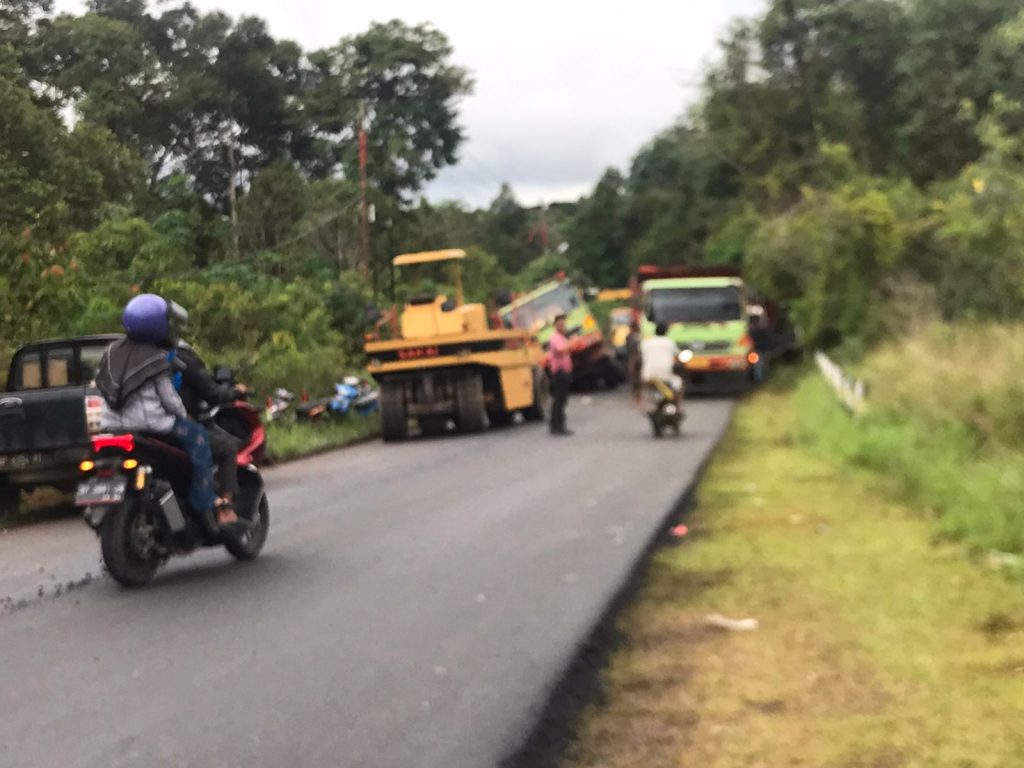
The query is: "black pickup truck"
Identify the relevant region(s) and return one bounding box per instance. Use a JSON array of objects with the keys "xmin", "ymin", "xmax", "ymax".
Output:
[{"xmin": 0, "ymin": 335, "xmax": 120, "ymax": 516}]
